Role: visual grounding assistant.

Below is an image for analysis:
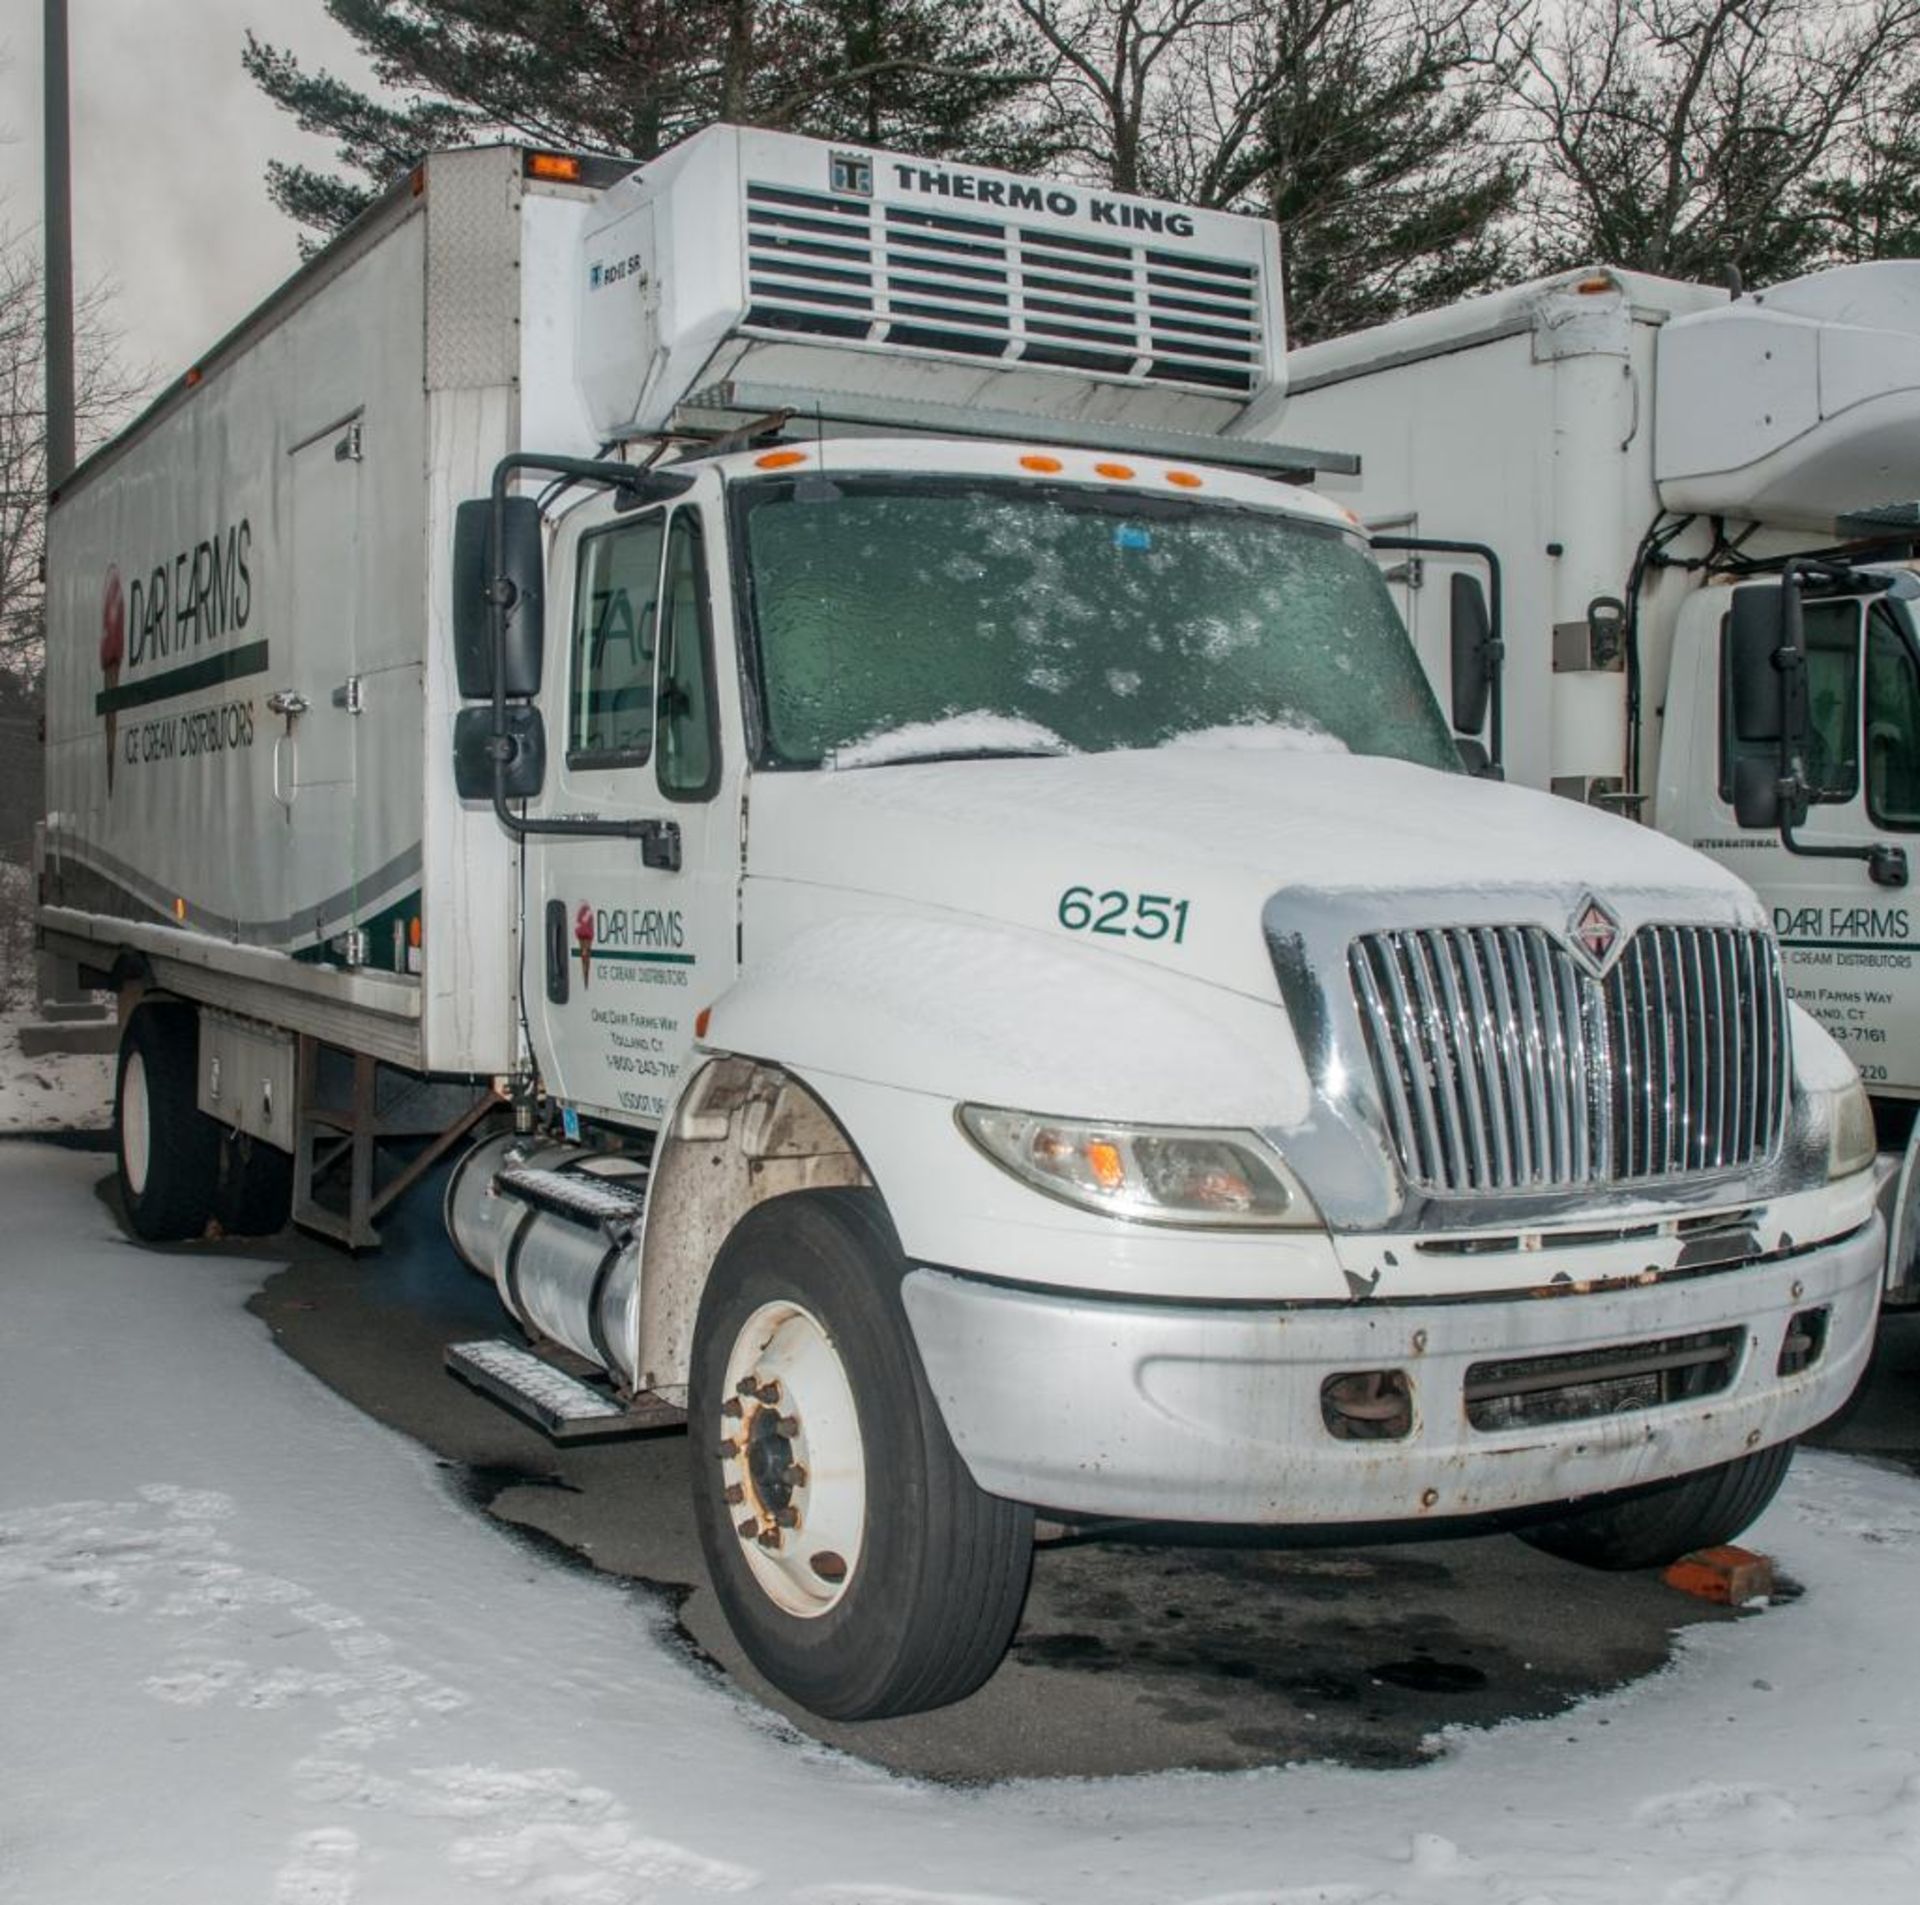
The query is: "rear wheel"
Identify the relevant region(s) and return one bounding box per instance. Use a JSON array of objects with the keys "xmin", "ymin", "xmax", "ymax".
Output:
[
  {"xmin": 1517, "ymin": 1441, "xmax": 1796, "ymax": 1570},
  {"xmin": 115, "ymin": 1003, "xmax": 220, "ymax": 1242},
  {"xmin": 688, "ymin": 1189, "xmax": 1034, "ymax": 1720}
]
